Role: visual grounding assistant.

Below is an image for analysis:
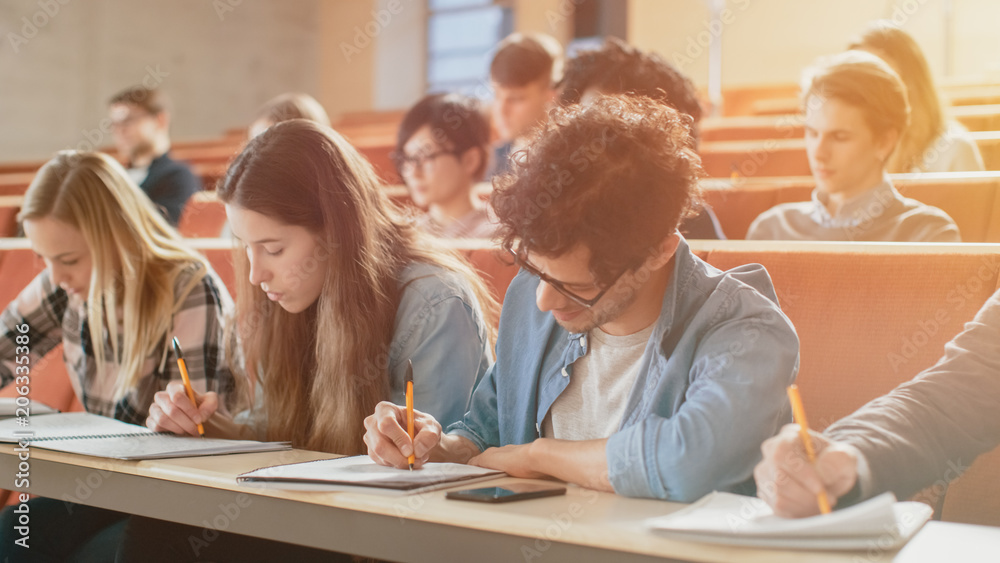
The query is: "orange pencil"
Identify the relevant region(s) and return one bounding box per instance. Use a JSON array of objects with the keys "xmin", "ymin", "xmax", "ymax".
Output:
[
  {"xmin": 786, "ymin": 384, "xmax": 831, "ymax": 514},
  {"xmin": 405, "ymin": 359, "xmax": 415, "ymax": 470},
  {"xmin": 172, "ymin": 337, "xmax": 205, "ymax": 437}
]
